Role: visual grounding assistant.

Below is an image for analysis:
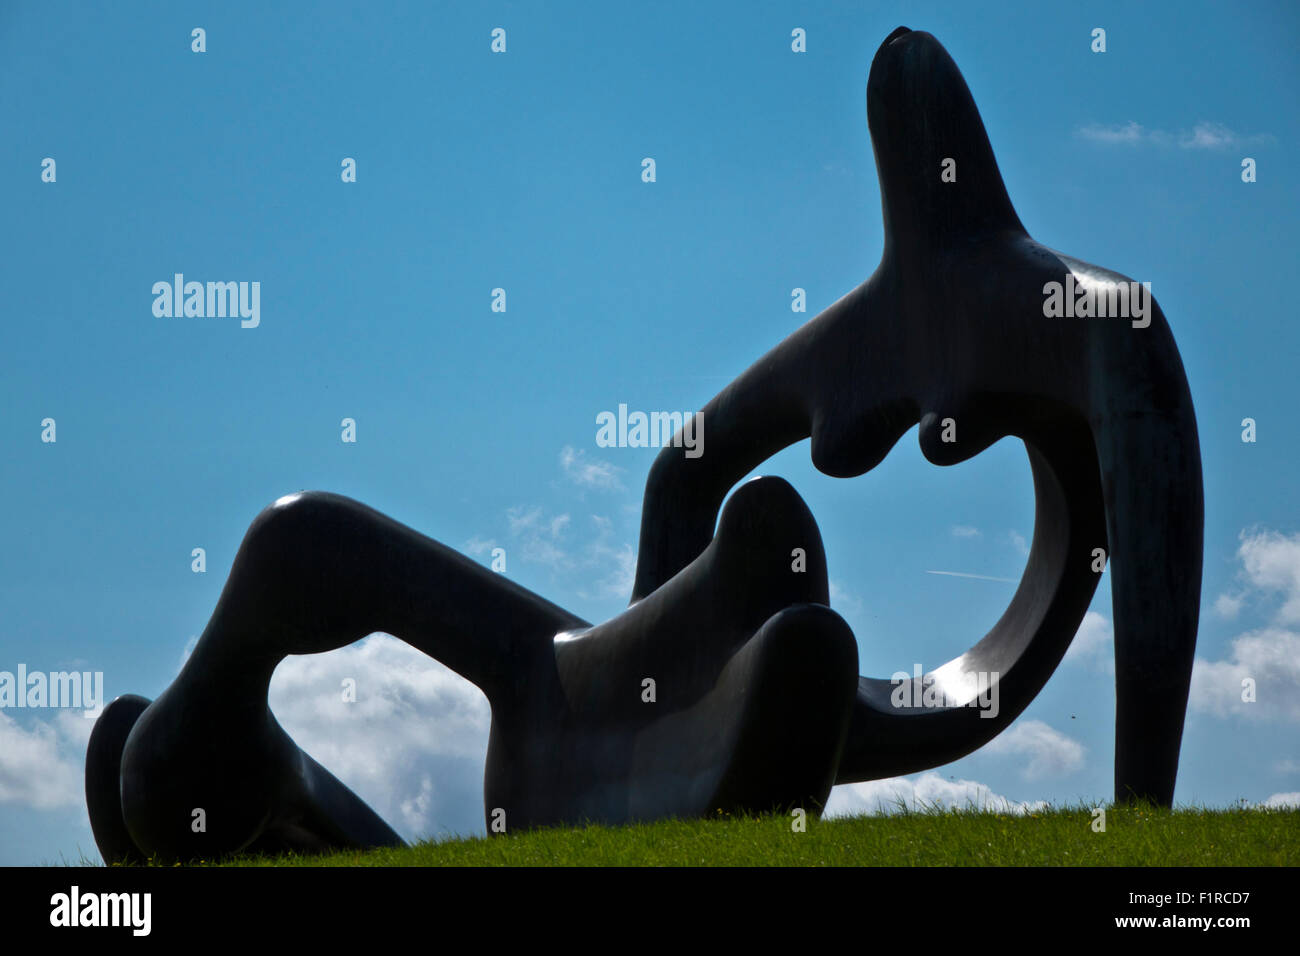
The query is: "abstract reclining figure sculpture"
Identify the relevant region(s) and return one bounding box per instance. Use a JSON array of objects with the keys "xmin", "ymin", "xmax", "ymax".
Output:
[
  {"xmin": 86, "ymin": 26, "xmax": 1203, "ymax": 863},
  {"xmin": 88, "ymin": 480, "xmax": 856, "ymax": 863}
]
